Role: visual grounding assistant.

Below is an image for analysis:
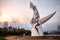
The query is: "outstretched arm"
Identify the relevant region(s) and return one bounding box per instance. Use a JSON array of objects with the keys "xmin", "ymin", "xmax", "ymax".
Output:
[{"xmin": 40, "ymin": 11, "xmax": 56, "ymax": 24}]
